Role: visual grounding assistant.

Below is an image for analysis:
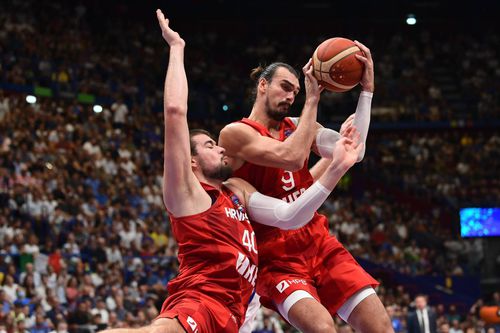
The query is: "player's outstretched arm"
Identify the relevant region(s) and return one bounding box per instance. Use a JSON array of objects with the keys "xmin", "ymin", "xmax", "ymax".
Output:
[
  {"xmin": 225, "ymin": 128, "xmax": 363, "ymax": 230},
  {"xmin": 157, "ymin": 9, "xmax": 211, "ymax": 217},
  {"xmin": 219, "ymin": 60, "xmax": 323, "ymax": 172},
  {"xmin": 309, "ymin": 157, "xmax": 332, "ymax": 181},
  {"xmin": 308, "ymin": 114, "xmax": 354, "ymax": 180},
  {"xmin": 312, "ymin": 41, "xmax": 374, "ymax": 162},
  {"xmin": 350, "ymin": 40, "xmax": 374, "ymax": 160}
]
